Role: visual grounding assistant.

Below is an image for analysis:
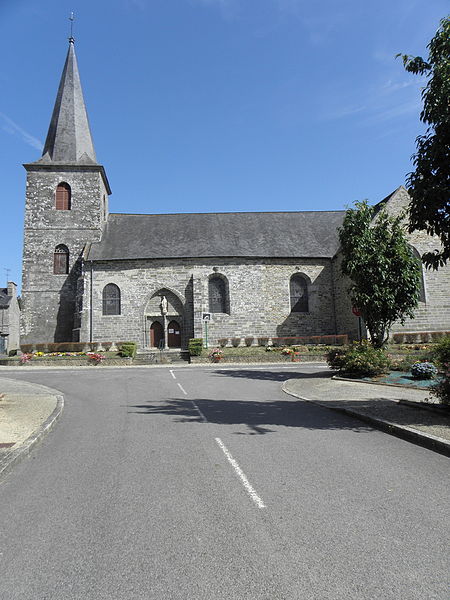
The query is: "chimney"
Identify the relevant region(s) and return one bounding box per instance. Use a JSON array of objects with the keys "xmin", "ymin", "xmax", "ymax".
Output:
[{"xmin": 7, "ymin": 282, "xmax": 17, "ymax": 297}]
